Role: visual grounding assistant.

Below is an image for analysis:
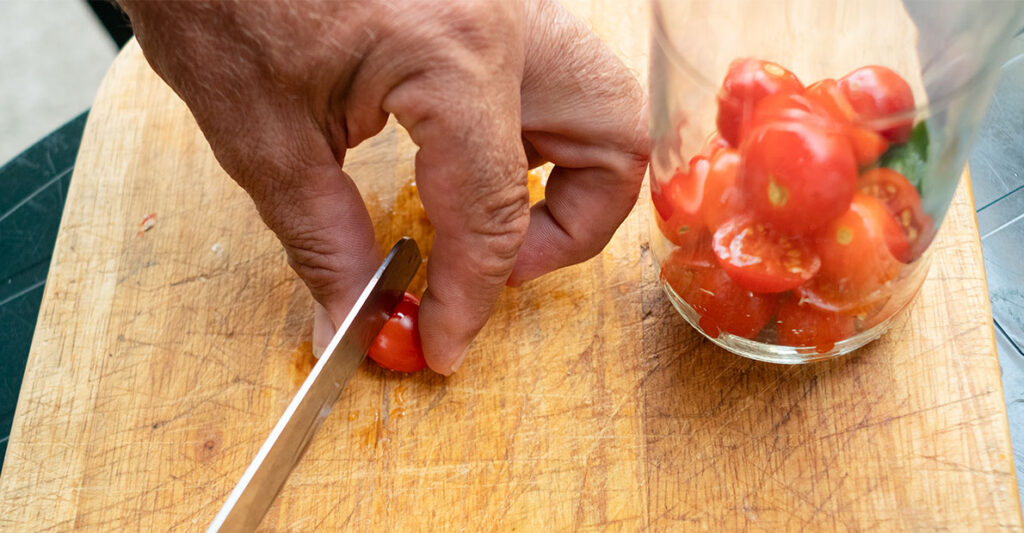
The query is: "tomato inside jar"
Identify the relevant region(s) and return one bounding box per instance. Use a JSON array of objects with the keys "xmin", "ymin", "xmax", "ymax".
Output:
[{"xmin": 653, "ymin": 56, "xmax": 930, "ymax": 359}]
